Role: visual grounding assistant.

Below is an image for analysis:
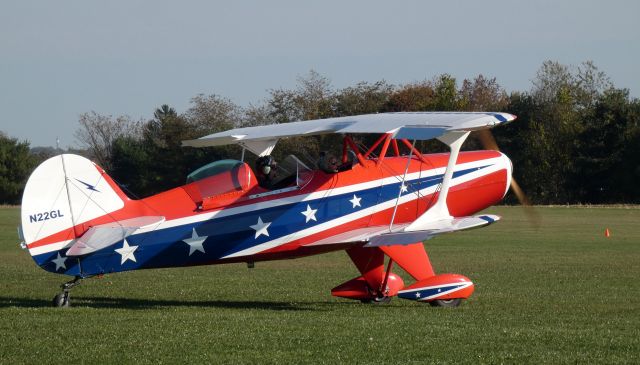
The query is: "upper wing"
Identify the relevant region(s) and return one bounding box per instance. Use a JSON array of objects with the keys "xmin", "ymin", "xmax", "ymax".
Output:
[{"xmin": 182, "ymin": 112, "xmax": 516, "ymax": 150}]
